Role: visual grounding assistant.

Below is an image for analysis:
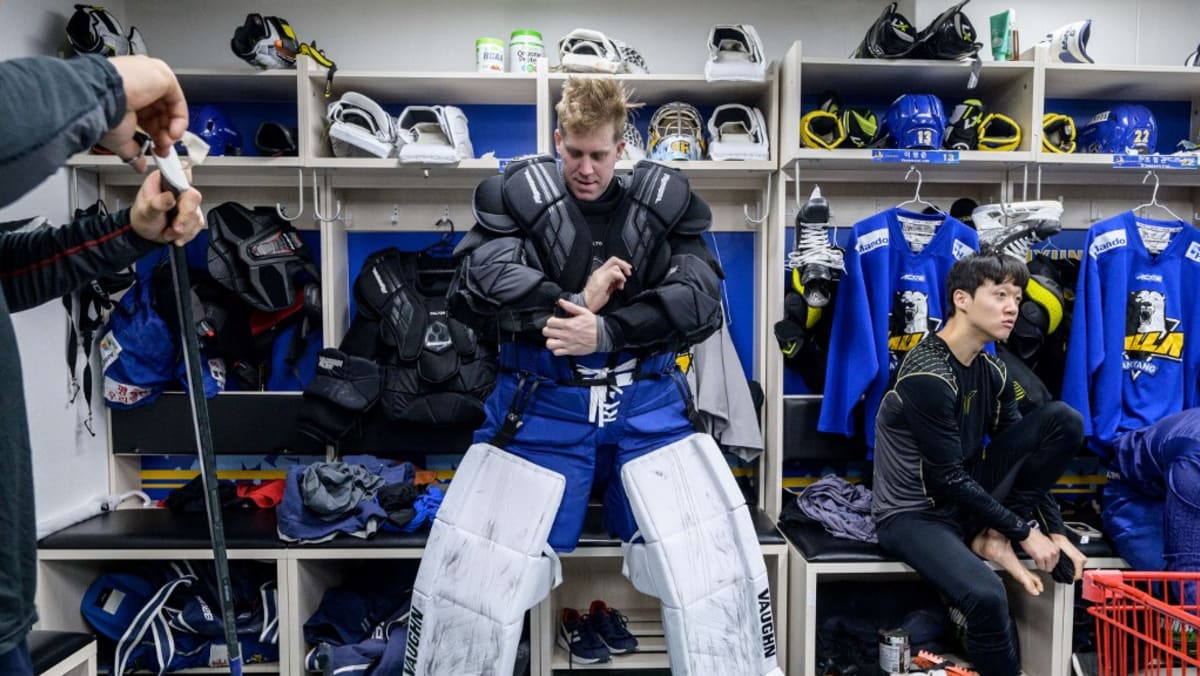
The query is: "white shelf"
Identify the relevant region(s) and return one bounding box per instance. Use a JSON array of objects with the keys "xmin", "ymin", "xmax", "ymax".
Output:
[
  {"xmin": 173, "ymin": 68, "xmax": 298, "ymax": 102},
  {"xmin": 317, "ymin": 70, "xmax": 537, "ymax": 104},
  {"xmin": 66, "ymin": 154, "xmax": 302, "ymax": 173},
  {"xmin": 797, "ymin": 57, "xmax": 1033, "ymax": 97},
  {"xmin": 1044, "ymin": 63, "xmax": 1200, "ymax": 100}
]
